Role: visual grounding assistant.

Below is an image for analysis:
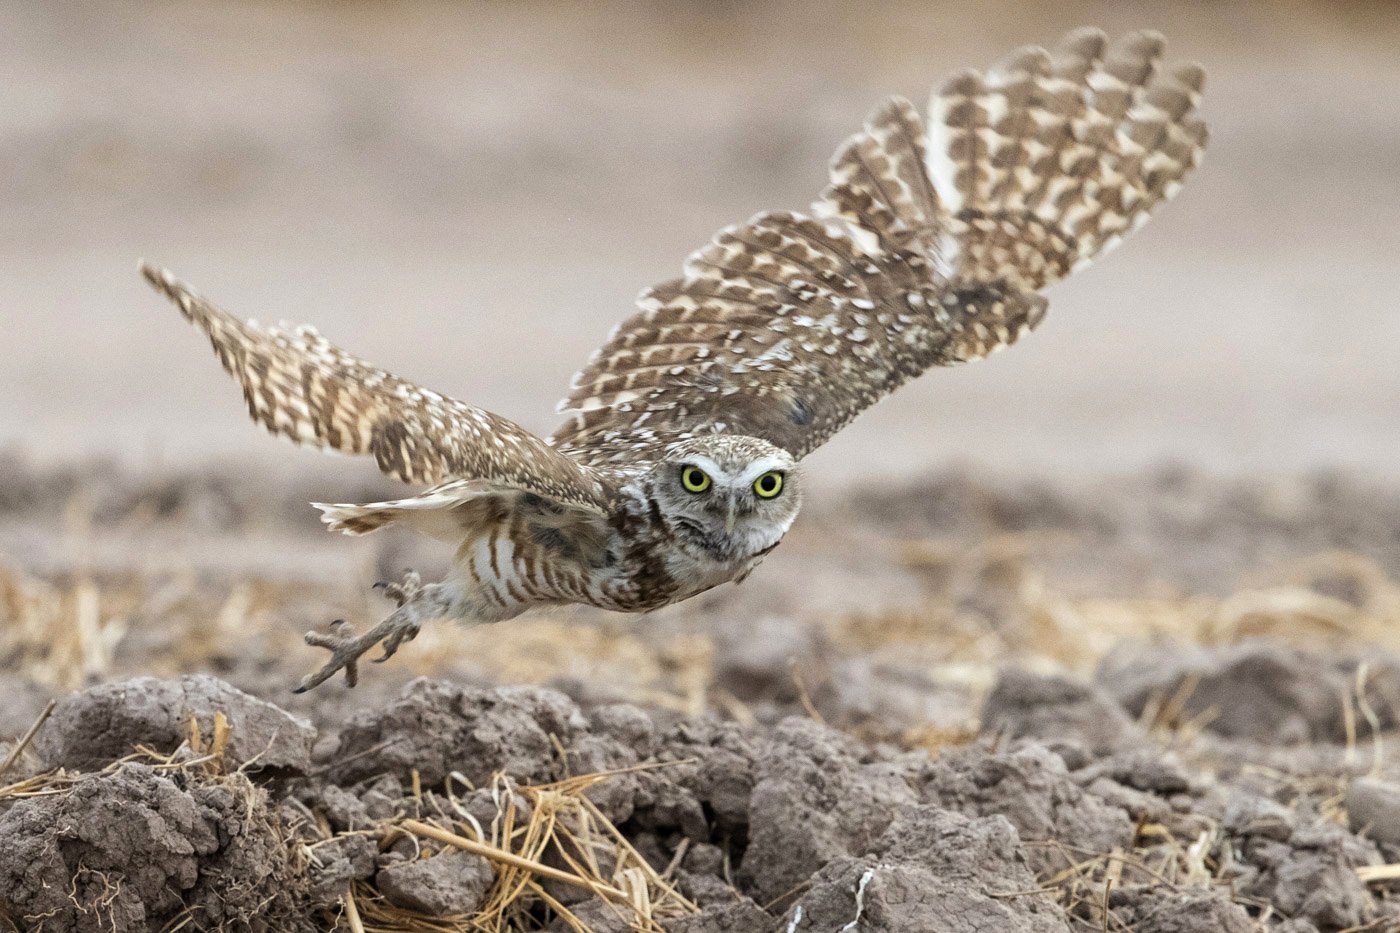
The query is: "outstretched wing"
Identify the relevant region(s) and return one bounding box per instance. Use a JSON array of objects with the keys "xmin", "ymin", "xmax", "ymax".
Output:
[
  {"xmin": 142, "ymin": 263, "xmax": 612, "ymax": 511},
  {"xmin": 932, "ymin": 28, "xmax": 1206, "ymax": 288},
  {"xmin": 552, "ymin": 29, "xmax": 1205, "ymax": 465}
]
